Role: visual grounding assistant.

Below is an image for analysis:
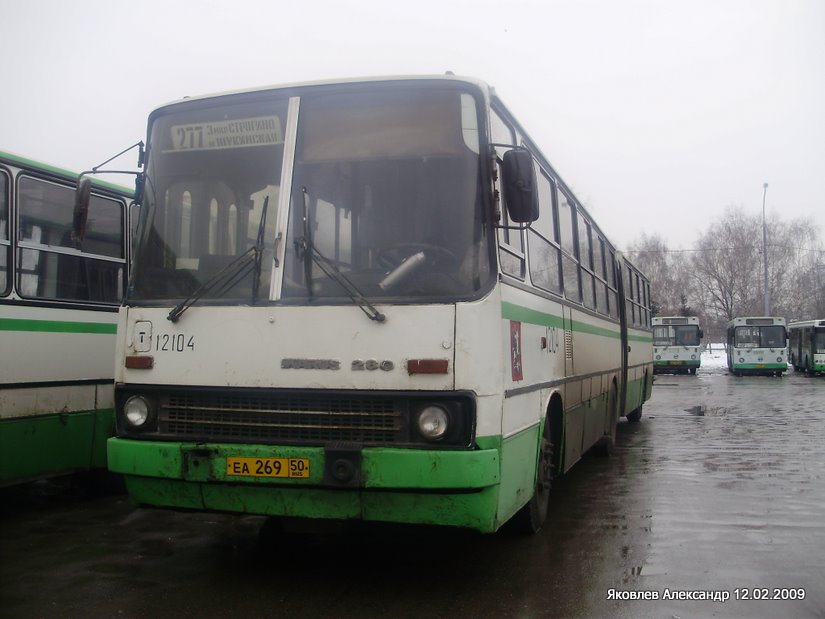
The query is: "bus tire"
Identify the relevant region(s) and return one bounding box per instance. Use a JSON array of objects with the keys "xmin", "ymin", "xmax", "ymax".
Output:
[
  {"xmin": 626, "ymin": 405, "xmax": 642, "ymax": 423},
  {"xmin": 594, "ymin": 382, "xmax": 619, "ymax": 457},
  {"xmin": 512, "ymin": 418, "xmax": 554, "ymax": 534}
]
